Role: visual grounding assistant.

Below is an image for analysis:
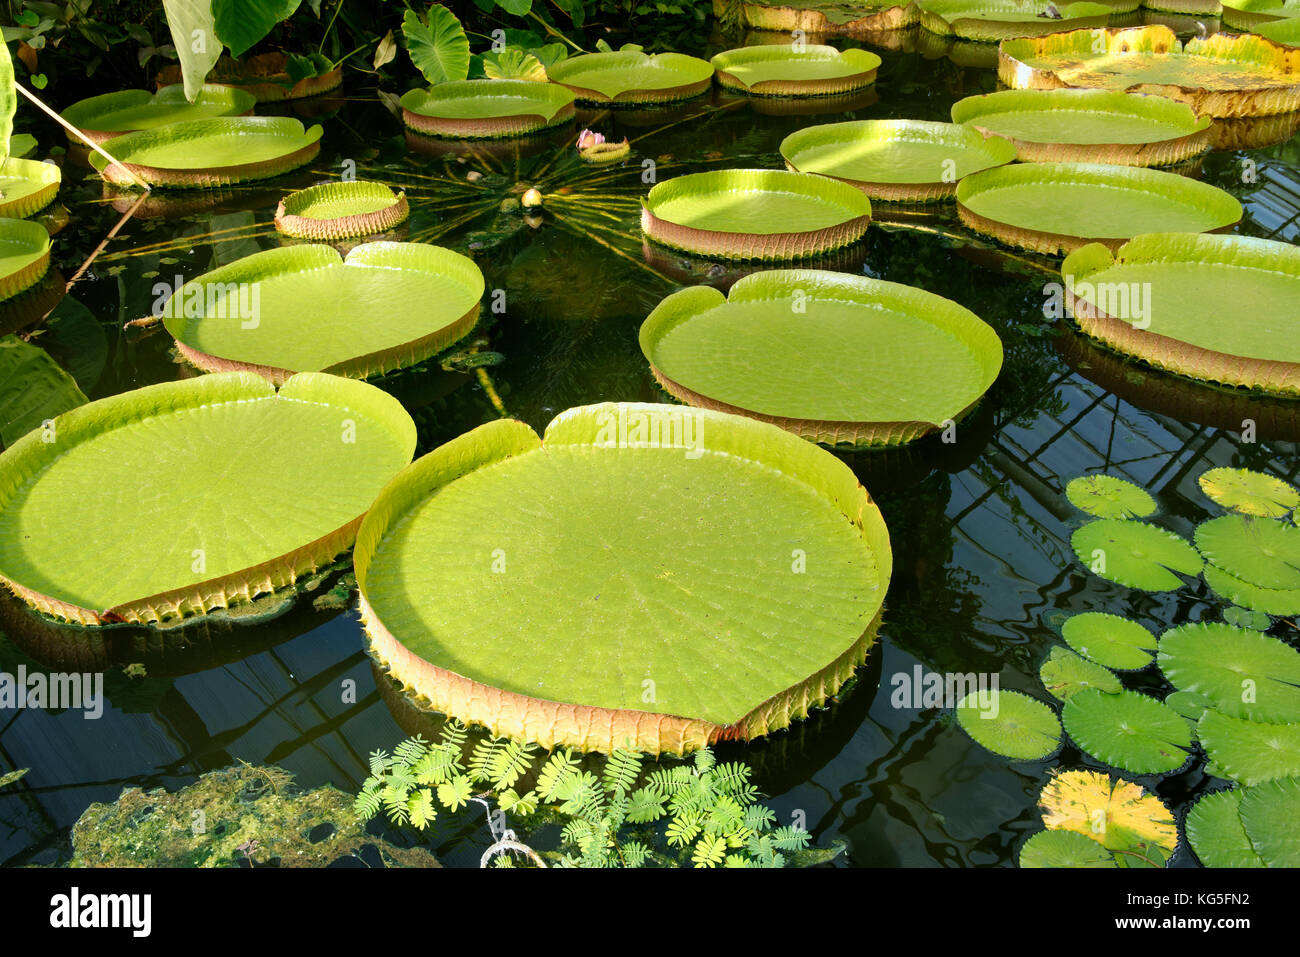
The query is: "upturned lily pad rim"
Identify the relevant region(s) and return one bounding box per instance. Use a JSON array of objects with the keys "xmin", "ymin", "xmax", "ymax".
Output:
[
  {"xmin": 950, "ymin": 88, "xmax": 1213, "ymax": 166},
  {"xmin": 641, "ymin": 168, "xmax": 873, "ymax": 261},
  {"xmin": 59, "ymin": 84, "xmax": 258, "ymax": 143},
  {"xmin": 956, "ymin": 161, "xmax": 1241, "ymax": 255},
  {"xmin": 1060, "ymin": 232, "xmax": 1300, "ymax": 395},
  {"xmin": 89, "ymin": 116, "xmax": 324, "ymax": 189},
  {"xmin": 709, "ymin": 44, "xmax": 882, "ymax": 96},
  {"xmin": 0, "ymin": 158, "xmax": 61, "ymax": 220},
  {"xmin": 920, "ymin": 0, "xmax": 1117, "ymax": 41},
  {"xmin": 0, "ymin": 217, "xmax": 53, "ymax": 304},
  {"xmin": 548, "ymin": 50, "xmax": 716, "ymax": 104},
  {"xmin": 638, "ymin": 268, "xmax": 1003, "ymax": 446},
  {"xmin": 162, "ymin": 242, "xmax": 484, "ymax": 384},
  {"xmin": 398, "ymin": 80, "xmax": 577, "ymax": 138},
  {"xmin": 734, "ymin": 0, "xmax": 921, "ymax": 35},
  {"xmin": 355, "ymin": 401, "xmax": 893, "ymax": 755},
  {"xmin": 0, "ymin": 372, "xmax": 417, "ymax": 626},
  {"xmin": 274, "ymin": 181, "xmax": 410, "ymax": 240},
  {"xmin": 780, "ymin": 118, "xmax": 1018, "ymax": 202}
]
